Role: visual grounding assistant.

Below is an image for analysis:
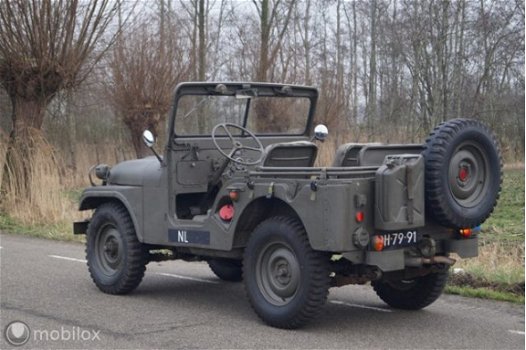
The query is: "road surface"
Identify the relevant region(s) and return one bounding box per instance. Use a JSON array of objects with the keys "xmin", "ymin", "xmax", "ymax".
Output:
[{"xmin": 0, "ymin": 233, "xmax": 524, "ymax": 349}]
